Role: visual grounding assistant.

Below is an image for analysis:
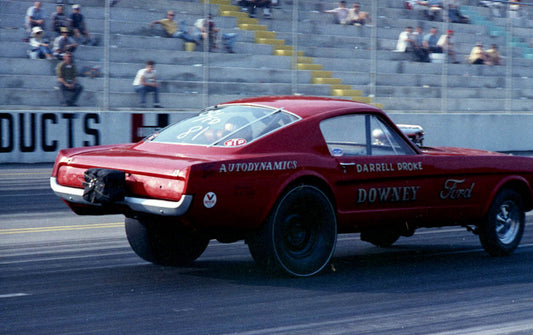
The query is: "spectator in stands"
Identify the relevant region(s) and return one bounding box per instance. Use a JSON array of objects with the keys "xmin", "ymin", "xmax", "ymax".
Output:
[
  {"xmin": 423, "ymin": 27, "xmax": 443, "ymax": 54},
  {"xmin": 323, "ymin": 1, "xmax": 350, "ymax": 24},
  {"xmin": 70, "ymin": 4, "xmax": 95, "ymax": 46},
  {"xmin": 486, "ymin": 44, "xmax": 502, "ymax": 66},
  {"xmin": 447, "ymin": 0, "xmax": 470, "ymax": 23},
  {"xmin": 406, "ymin": 0, "xmax": 442, "ymax": 20},
  {"xmin": 53, "ymin": 27, "xmax": 78, "ymax": 60},
  {"xmin": 51, "ymin": 4, "xmax": 70, "ymax": 36},
  {"xmin": 28, "ymin": 26, "xmax": 53, "ymax": 60},
  {"xmin": 508, "ymin": 0, "xmax": 523, "ymax": 19},
  {"xmin": 413, "ymin": 26, "xmax": 430, "ymax": 62},
  {"xmin": 395, "ymin": 26, "xmax": 415, "ymax": 53},
  {"xmin": 468, "ymin": 42, "xmax": 488, "ymax": 64},
  {"xmin": 437, "ymin": 29, "xmax": 459, "ymax": 63},
  {"xmin": 133, "ymin": 60, "xmax": 162, "ymax": 108},
  {"xmin": 480, "ymin": 0, "xmax": 504, "ymax": 17},
  {"xmin": 193, "ymin": 15, "xmax": 237, "ymax": 53},
  {"xmin": 25, "ymin": 1, "xmax": 46, "ymax": 39},
  {"xmin": 238, "ymin": 0, "xmax": 272, "ymax": 19},
  {"xmin": 56, "ymin": 52, "xmax": 83, "ymax": 107},
  {"xmin": 345, "ymin": 3, "xmax": 372, "ymax": 26},
  {"xmin": 150, "ymin": 11, "xmax": 198, "ymax": 44}
]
